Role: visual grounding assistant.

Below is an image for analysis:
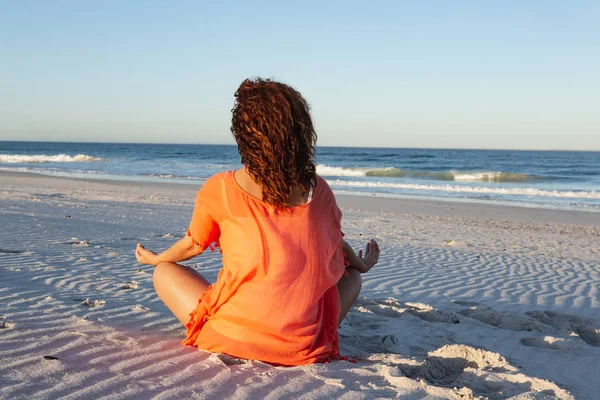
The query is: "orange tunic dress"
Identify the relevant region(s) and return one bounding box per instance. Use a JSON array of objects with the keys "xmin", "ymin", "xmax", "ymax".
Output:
[{"xmin": 182, "ymin": 171, "xmax": 346, "ymax": 366}]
